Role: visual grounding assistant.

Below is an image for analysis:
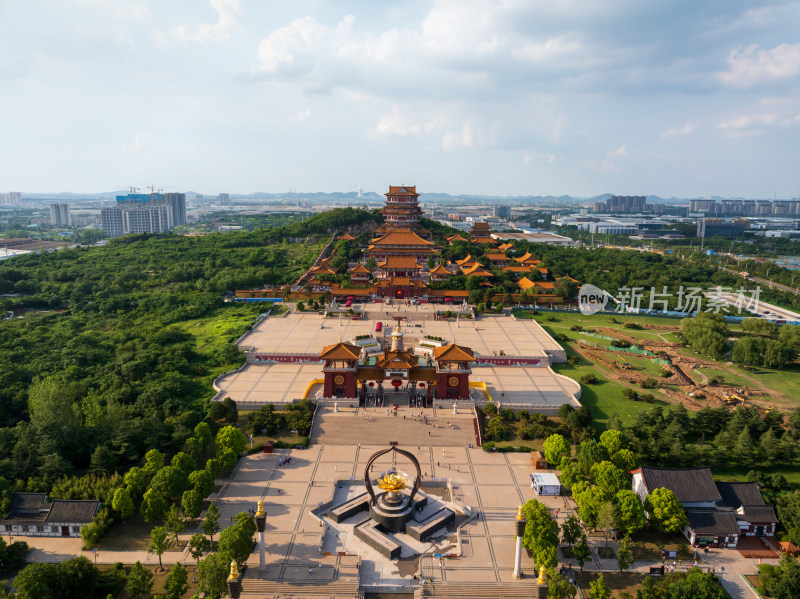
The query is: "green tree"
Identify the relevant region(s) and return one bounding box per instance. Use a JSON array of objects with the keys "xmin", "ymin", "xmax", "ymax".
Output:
[
  {"xmin": 645, "ymin": 488, "xmax": 688, "ymax": 533},
  {"xmin": 559, "ymin": 457, "xmax": 582, "ymax": 489},
  {"xmin": 611, "ymin": 448, "xmax": 637, "ymax": 472},
  {"xmin": 616, "ymin": 536, "xmax": 634, "ymax": 574},
  {"xmin": 732, "ymin": 426, "xmax": 756, "ymax": 467},
  {"xmin": 171, "ymin": 452, "xmax": 196, "ymax": 477},
  {"xmin": 577, "ymin": 439, "xmax": 608, "ymax": 476},
  {"xmin": 189, "ymin": 468, "xmax": 216, "ymax": 498},
  {"xmin": 148, "ymin": 526, "xmax": 170, "ymax": 571},
  {"xmin": 591, "ymin": 461, "xmax": 629, "ymax": 495},
  {"xmin": 165, "ymin": 504, "xmax": 186, "ymax": 546},
  {"xmin": 143, "ymin": 448, "xmax": 166, "ymax": 476},
  {"xmin": 561, "ymin": 514, "xmax": 582, "ymax": 548},
  {"xmin": 615, "ymin": 490, "xmax": 646, "ymax": 535},
  {"xmin": 521, "ymin": 499, "xmax": 560, "ymax": 569},
  {"xmin": 141, "ymin": 488, "xmax": 168, "ymax": 523},
  {"xmin": 189, "ymin": 532, "xmax": 212, "ymax": 567},
  {"xmin": 149, "ymin": 466, "xmax": 189, "ymax": 500},
  {"xmin": 574, "ymin": 485, "xmax": 610, "ymax": 529},
  {"xmin": 771, "ymin": 554, "xmax": 800, "ymax": 599},
  {"xmin": 543, "ymin": 434, "xmax": 571, "ymax": 466},
  {"xmin": 203, "ymin": 502, "xmax": 221, "ymax": 543},
  {"xmin": 165, "ymin": 562, "xmax": 189, "ymax": 599},
  {"xmin": 197, "ymin": 552, "xmax": 232, "ymax": 599},
  {"xmin": 547, "ymin": 567, "xmax": 577, "ymax": 599},
  {"xmin": 219, "ymin": 512, "xmax": 257, "ymax": 565},
  {"xmin": 194, "ymin": 422, "xmax": 214, "ymax": 451},
  {"xmin": 573, "ymin": 533, "xmax": 591, "ymax": 571},
  {"xmin": 680, "ymin": 313, "xmax": 729, "ymax": 359},
  {"xmin": 182, "ymin": 488, "xmax": 203, "ymax": 519},
  {"xmin": 599, "ymin": 430, "xmax": 623, "ymax": 457},
  {"xmin": 589, "ymin": 573, "xmax": 611, "ymax": 599},
  {"xmin": 124, "ymin": 466, "xmax": 149, "ymax": 499},
  {"xmin": 216, "ymin": 425, "xmax": 248, "ymax": 456},
  {"xmin": 112, "ymin": 486, "xmax": 134, "ymax": 521},
  {"xmin": 596, "ymin": 501, "xmax": 618, "ymax": 546},
  {"xmin": 127, "ymin": 561, "xmax": 154, "ymax": 598},
  {"xmin": 777, "ymin": 491, "xmax": 800, "ymax": 546}
]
